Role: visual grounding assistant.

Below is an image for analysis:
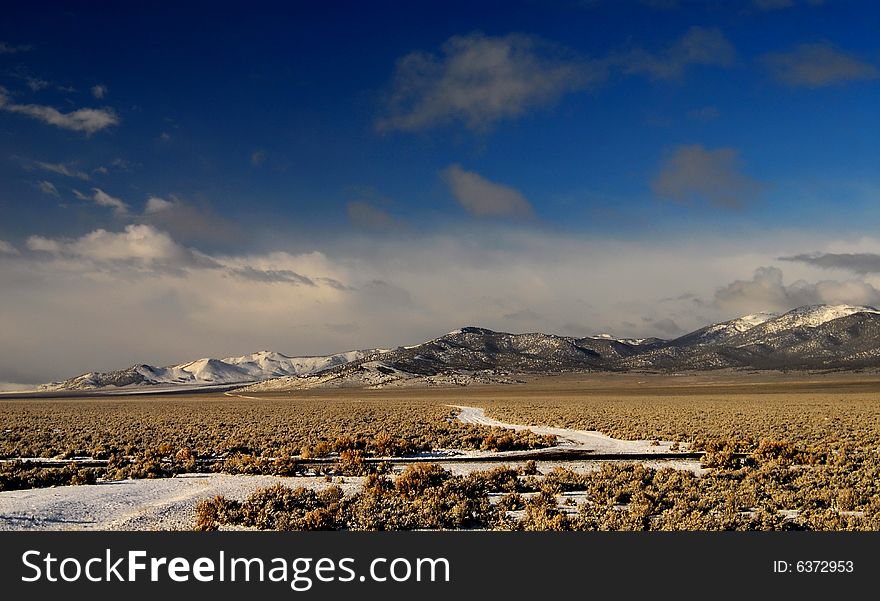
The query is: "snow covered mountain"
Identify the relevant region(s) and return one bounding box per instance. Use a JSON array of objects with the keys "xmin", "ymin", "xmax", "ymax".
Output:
[
  {"xmin": 39, "ymin": 349, "xmax": 372, "ymax": 391},
  {"xmin": 37, "ymin": 304, "xmax": 880, "ymax": 392},
  {"xmin": 250, "ymin": 304, "xmax": 880, "ymax": 389},
  {"xmin": 620, "ymin": 304, "xmax": 880, "ymax": 371}
]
